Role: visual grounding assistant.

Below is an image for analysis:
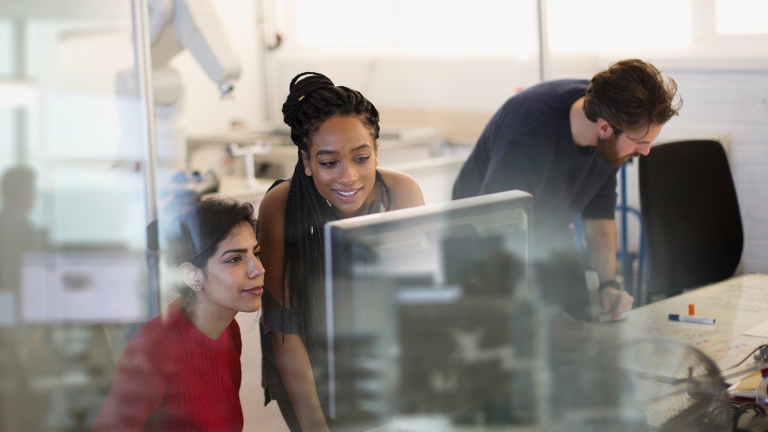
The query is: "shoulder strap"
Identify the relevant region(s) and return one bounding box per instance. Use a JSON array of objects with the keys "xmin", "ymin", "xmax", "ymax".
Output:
[
  {"xmin": 376, "ymin": 170, "xmax": 393, "ymax": 212},
  {"xmin": 267, "ymin": 178, "xmax": 290, "ymax": 193}
]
